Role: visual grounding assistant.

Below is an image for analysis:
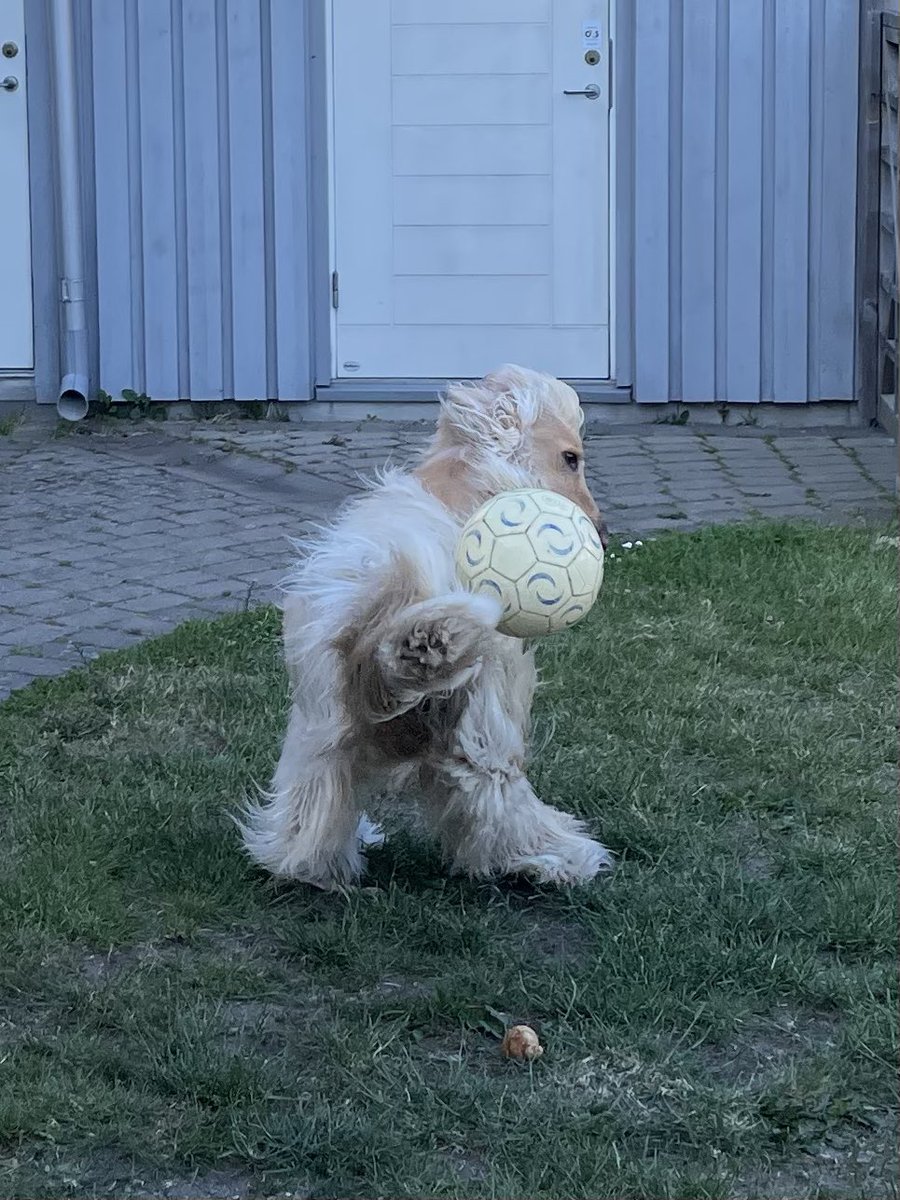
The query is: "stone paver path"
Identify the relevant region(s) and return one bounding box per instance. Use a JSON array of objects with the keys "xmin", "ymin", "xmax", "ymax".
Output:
[{"xmin": 1, "ymin": 414, "xmax": 895, "ymax": 697}]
